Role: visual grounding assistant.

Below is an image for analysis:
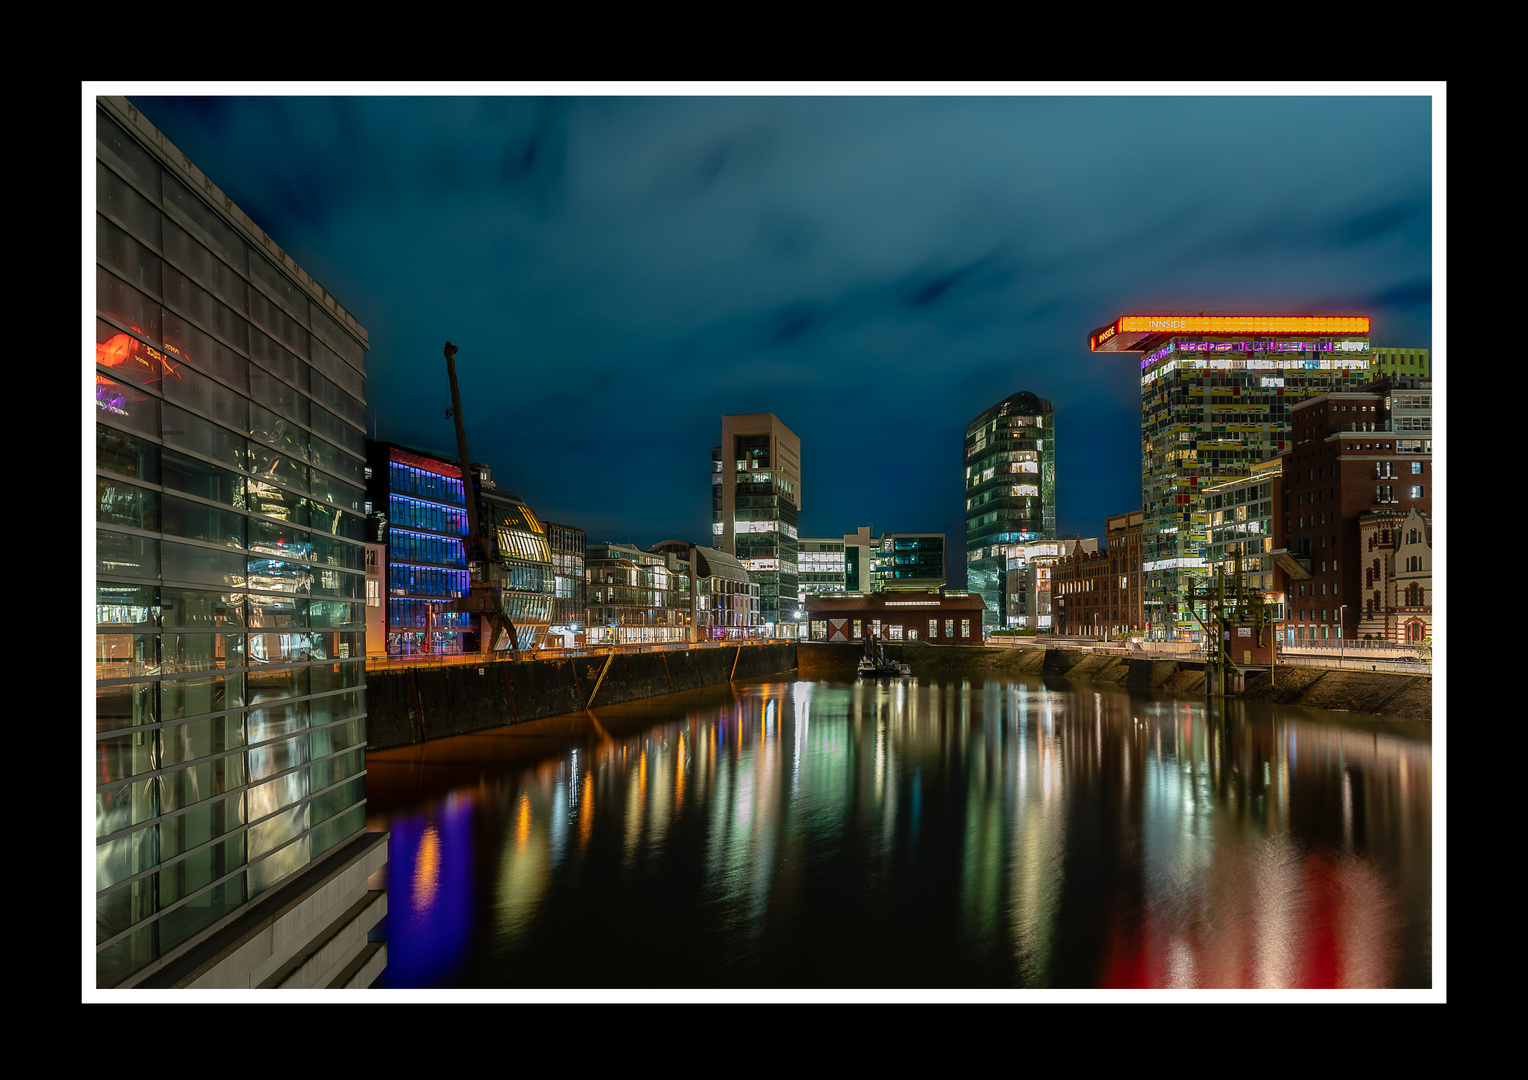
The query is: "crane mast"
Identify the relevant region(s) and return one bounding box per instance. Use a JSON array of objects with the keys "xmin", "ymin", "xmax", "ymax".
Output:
[{"xmin": 442, "ymin": 341, "xmax": 521, "ymax": 659}]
